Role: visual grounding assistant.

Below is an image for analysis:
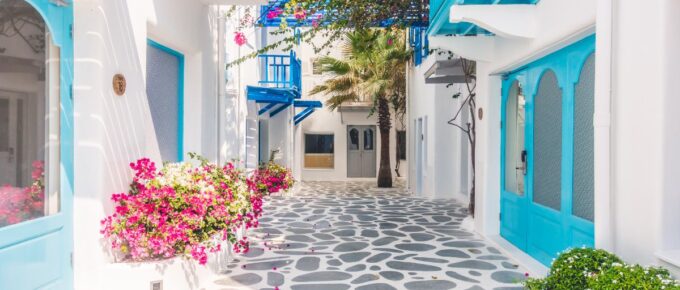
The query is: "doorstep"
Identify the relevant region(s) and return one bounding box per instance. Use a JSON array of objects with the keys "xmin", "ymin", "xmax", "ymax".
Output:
[{"xmin": 487, "ymin": 235, "xmax": 550, "ymax": 278}]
